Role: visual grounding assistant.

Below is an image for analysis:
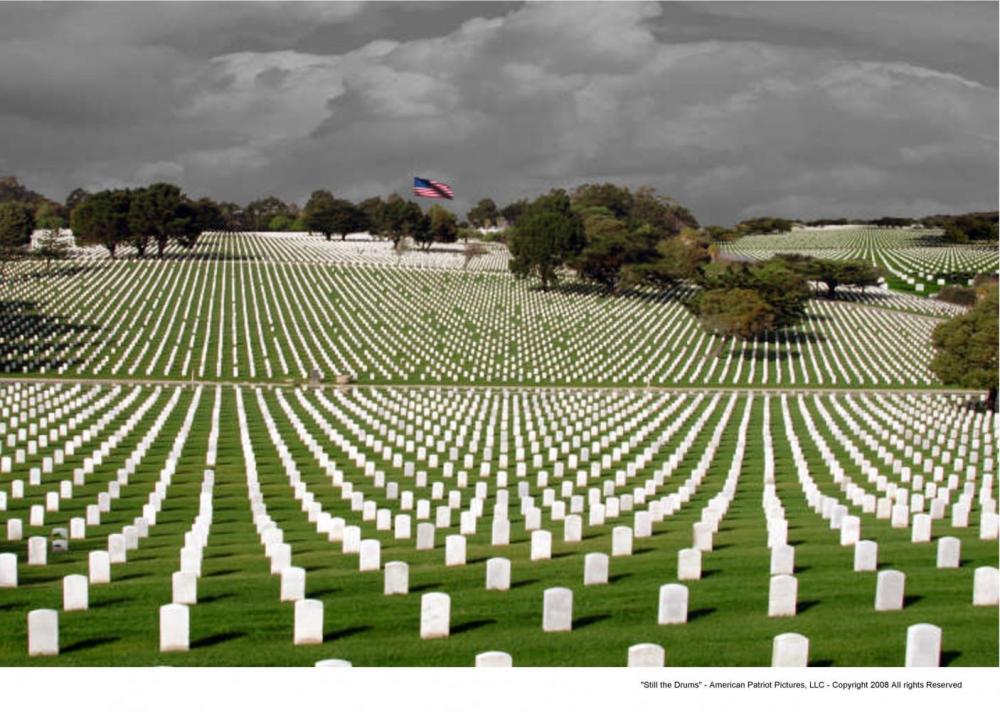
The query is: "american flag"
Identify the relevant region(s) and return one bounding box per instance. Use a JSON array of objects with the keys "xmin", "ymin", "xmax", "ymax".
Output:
[{"xmin": 412, "ymin": 176, "xmax": 454, "ymax": 200}]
